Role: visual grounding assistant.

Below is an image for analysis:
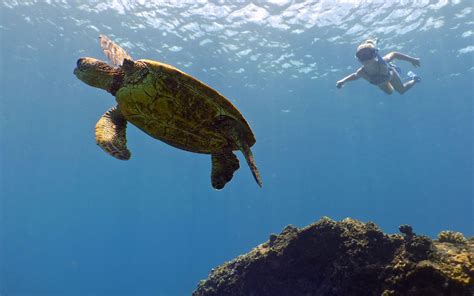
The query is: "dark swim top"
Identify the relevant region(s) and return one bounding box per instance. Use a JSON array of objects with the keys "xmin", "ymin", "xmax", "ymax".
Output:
[
  {"xmin": 362, "ymin": 53, "xmax": 397, "ymax": 85},
  {"xmin": 363, "ymin": 68, "xmax": 392, "ymax": 85}
]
